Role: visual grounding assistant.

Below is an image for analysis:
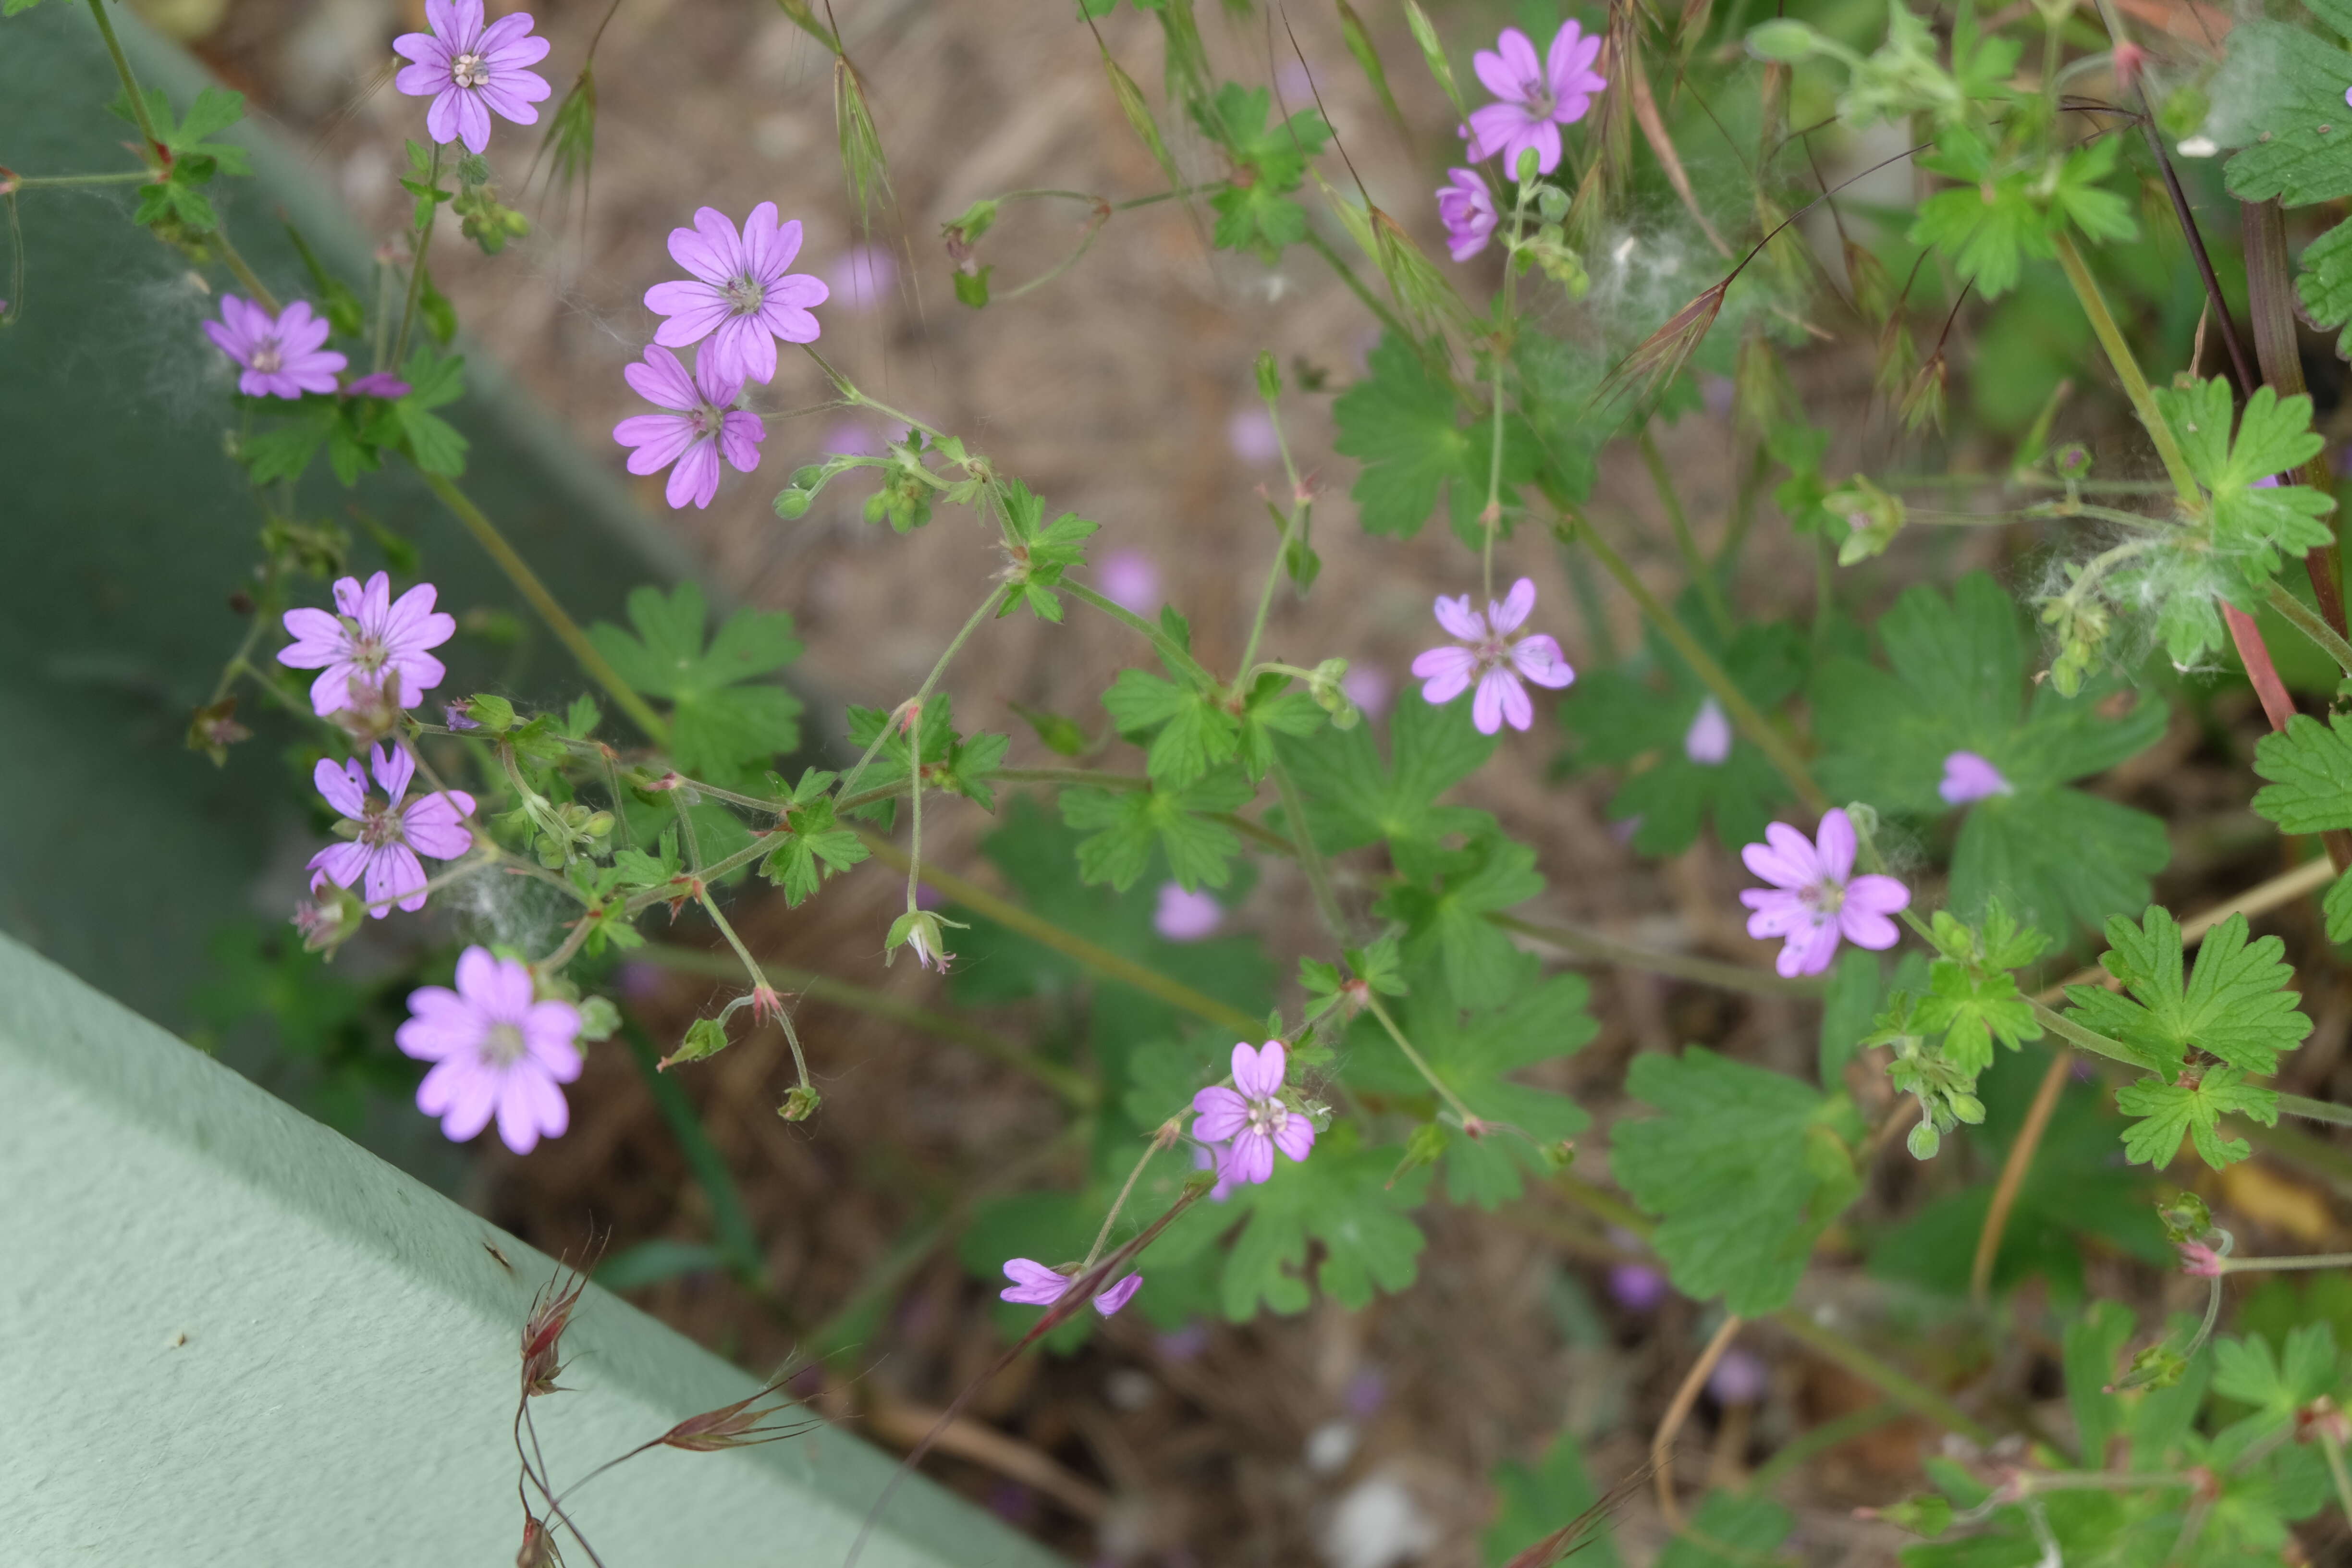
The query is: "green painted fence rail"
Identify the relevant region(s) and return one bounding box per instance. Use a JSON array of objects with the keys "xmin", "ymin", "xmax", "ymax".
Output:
[{"xmin": 0, "ymin": 931, "xmax": 1063, "ymax": 1566}]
